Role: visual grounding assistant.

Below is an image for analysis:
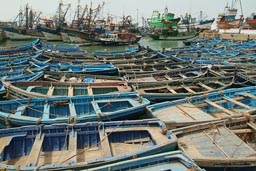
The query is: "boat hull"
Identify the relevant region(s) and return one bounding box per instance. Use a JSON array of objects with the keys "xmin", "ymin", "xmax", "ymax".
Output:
[
  {"xmin": 246, "ymin": 18, "xmax": 256, "ymax": 29},
  {"xmin": 4, "ymin": 31, "xmax": 39, "ymax": 40},
  {"xmin": 0, "ymin": 120, "xmax": 177, "ymax": 170},
  {"xmin": 149, "ymin": 32, "xmax": 198, "ymax": 40},
  {"xmin": 0, "ymin": 92, "xmax": 150, "ymax": 127}
]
